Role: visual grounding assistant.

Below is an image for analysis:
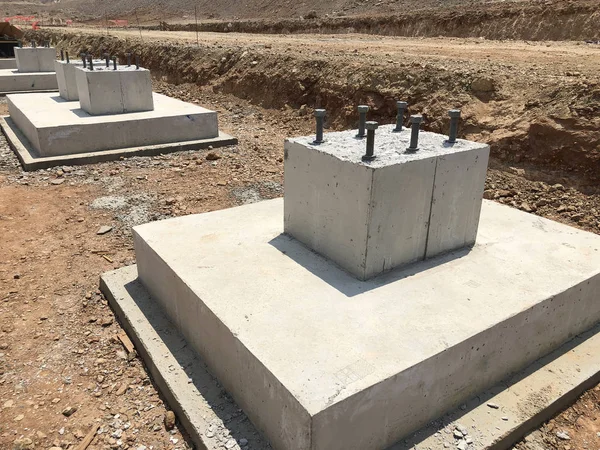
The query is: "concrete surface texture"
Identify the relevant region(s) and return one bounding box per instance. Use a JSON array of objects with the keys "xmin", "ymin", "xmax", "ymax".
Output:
[
  {"xmin": 15, "ymin": 47, "xmax": 56, "ymax": 72},
  {"xmin": 0, "ymin": 68, "xmax": 57, "ymax": 93},
  {"xmin": 101, "ymin": 265, "xmax": 600, "ymax": 450},
  {"xmin": 133, "ymin": 197, "xmax": 600, "ymax": 450},
  {"xmin": 55, "ymin": 59, "xmax": 101, "ymax": 101},
  {"xmin": 0, "ymin": 58, "xmax": 17, "ymax": 70},
  {"xmin": 7, "ymin": 92, "xmax": 219, "ymax": 156},
  {"xmin": 75, "ymin": 65, "xmax": 154, "ymax": 115},
  {"xmin": 284, "ymin": 125, "xmax": 489, "ymax": 280}
]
